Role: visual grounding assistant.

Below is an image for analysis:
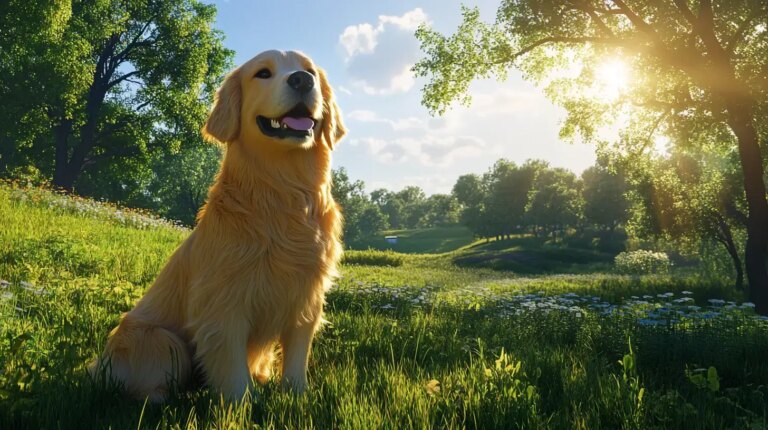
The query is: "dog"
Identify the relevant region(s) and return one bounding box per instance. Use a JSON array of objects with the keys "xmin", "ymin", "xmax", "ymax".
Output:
[{"xmin": 89, "ymin": 50, "xmax": 345, "ymax": 402}]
